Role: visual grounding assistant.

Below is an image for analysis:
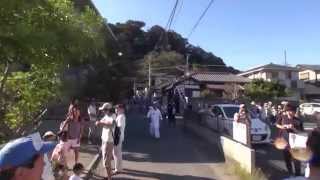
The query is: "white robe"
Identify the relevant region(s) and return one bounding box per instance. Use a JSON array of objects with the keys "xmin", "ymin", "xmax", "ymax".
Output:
[{"xmin": 147, "ymin": 108, "xmax": 162, "ymax": 138}]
